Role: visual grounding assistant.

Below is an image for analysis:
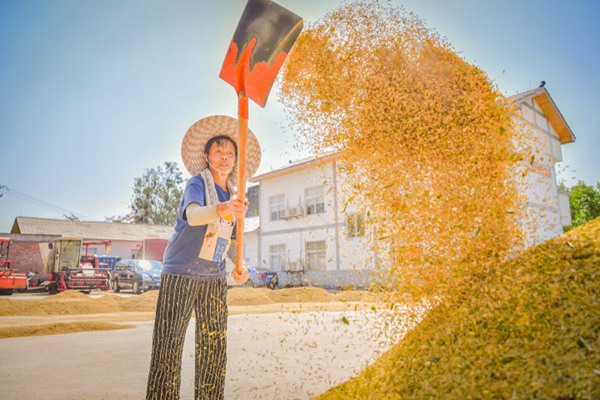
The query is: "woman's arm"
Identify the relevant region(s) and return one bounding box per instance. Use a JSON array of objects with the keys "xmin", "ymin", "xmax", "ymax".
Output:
[
  {"xmin": 186, "ymin": 198, "xmax": 247, "ymax": 226},
  {"xmin": 185, "ymin": 202, "xmax": 219, "ymax": 226}
]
